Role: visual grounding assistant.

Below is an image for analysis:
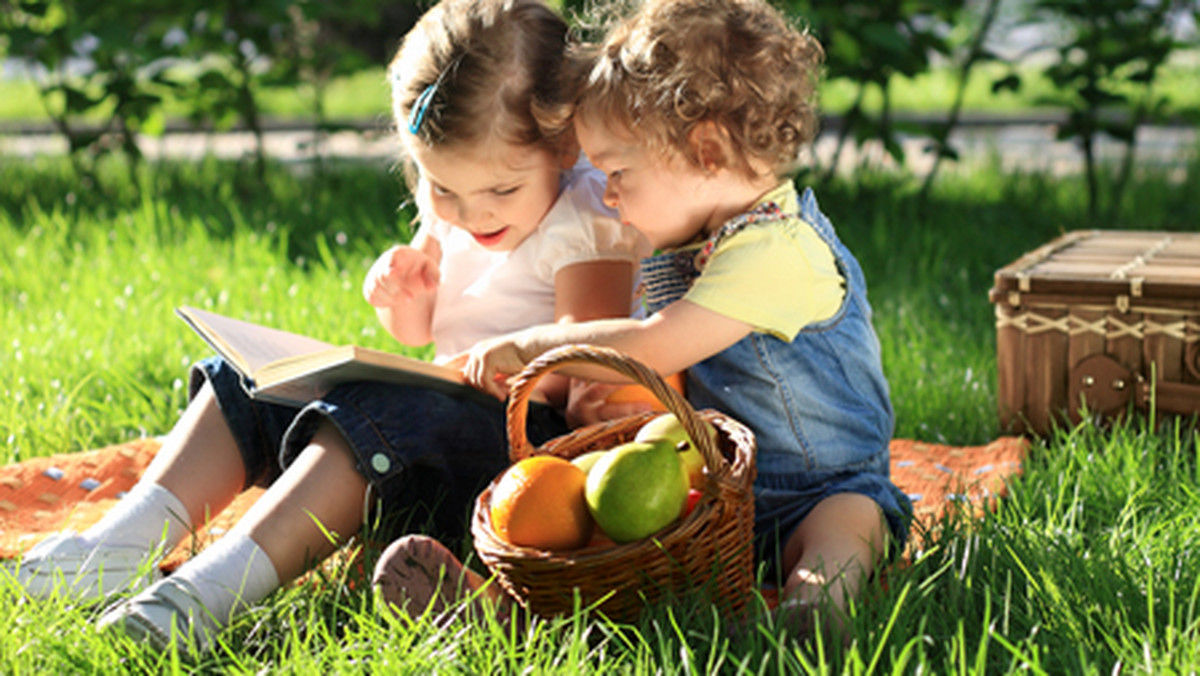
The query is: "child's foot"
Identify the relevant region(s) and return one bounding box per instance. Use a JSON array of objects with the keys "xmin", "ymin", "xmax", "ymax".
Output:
[
  {"xmin": 96, "ymin": 577, "xmax": 218, "ymax": 654},
  {"xmin": 774, "ymin": 598, "xmax": 817, "ymax": 639},
  {"xmin": 774, "ymin": 598, "xmax": 851, "ymax": 649},
  {"xmin": 372, "ymin": 535, "xmax": 512, "ymax": 625},
  {"xmin": 14, "ymin": 531, "xmax": 162, "ymax": 602}
]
